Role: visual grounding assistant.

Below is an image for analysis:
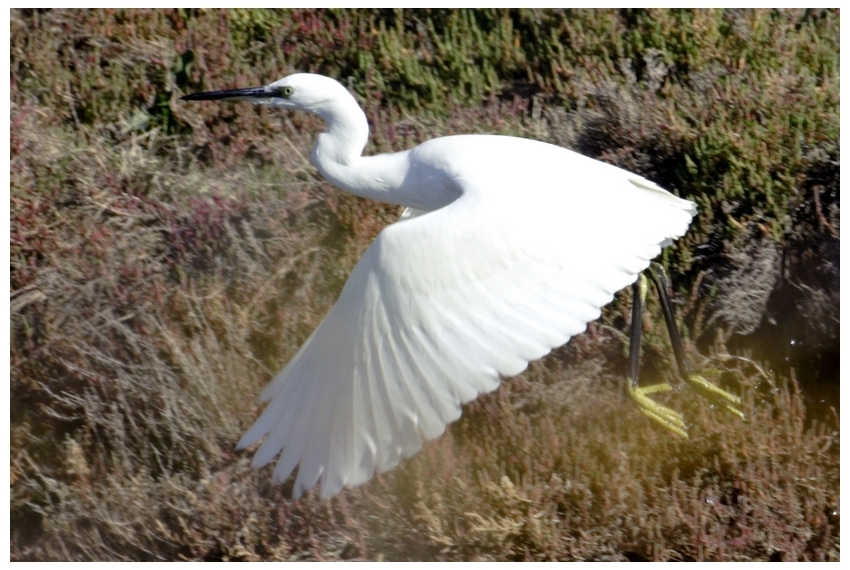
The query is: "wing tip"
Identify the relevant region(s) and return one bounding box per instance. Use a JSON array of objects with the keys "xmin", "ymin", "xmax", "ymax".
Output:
[{"xmin": 628, "ymin": 176, "xmax": 698, "ymax": 217}]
